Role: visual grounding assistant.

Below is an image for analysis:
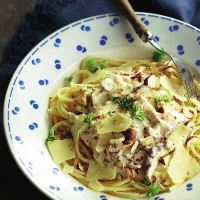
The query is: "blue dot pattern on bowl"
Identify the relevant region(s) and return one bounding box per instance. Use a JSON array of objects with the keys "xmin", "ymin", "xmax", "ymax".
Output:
[
  {"xmin": 154, "ymin": 197, "xmax": 165, "ymax": 200},
  {"xmin": 153, "ymin": 35, "xmax": 160, "ymax": 42},
  {"xmin": 125, "ymin": 33, "xmax": 134, "ymax": 43},
  {"xmin": 50, "ymin": 185, "xmax": 60, "ymax": 191},
  {"xmin": 38, "ymin": 79, "xmax": 49, "ymax": 86},
  {"xmin": 73, "ymin": 186, "xmax": 84, "ymax": 191},
  {"xmin": 186, "ymin": 183, "xmax": 193, "ymax": 191},
  {"xmin": 196, "ymin": 60, "xmax": 200, "ymax": 66},
  {"xmin": 55, "ymin": 60, "xmax": 62, "ymax": 70},
  {"xmin": 28, "ymin": 122, "xmax": 38, "ymax": 130},
  {"xmin": 54, "ymin": 38, "xmax": 61, "ymax": 47},
  {"xmin": 18, "ymin": 80, "xmax": 25, "ymax": 89},
  {"xmin": 32, "ymin": 58, "xmax": 41, "ymax": 65},
  {"xmin": 12, "ymin": 106, "xmax": 20, "ymax": 115},
  {"xmin": 141, "ymin": 17, "xmax": 149, "ymax": 25},
  {"xmin": 76, "ymin": 45, "xmax": 87, "ymax": 53},
  {"xmin": 169, "ymin": 24, "xmax": 179, "ymax": 32},
  {"xmin": 52, "ymin": 168, "xmax": 59, "ymax": 175},
  {"xmin": 30, "ymin": 100, "xmax": 39, "ymax": 109},
  {"xmin": 100, "ymin": 195, "xmax": 108, "ymax": 200},
  {"xmin": 5, "ymin": 13, "xmax": 200, "ymax": 200},
  {"xmin": 15, "ymin": 136, "xmax": 24, "ymax": 144},
  {"xmin": 177, "ymin": 44, "xmax": 185, "ymax": 55},
  {"xmin": 100, "ymin": 35, "xmax": 108, "ymax": 46},
  {"xmin": 109, "ymin": 17, "xmax": 119, "ymax": 26},
  {"xmin": 81, "ymin": 25, "xmax": 91, "ymax": 32},
  {"xmin": 197, "ymin": 36, "xmax": 200, "ymax": 44}
]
